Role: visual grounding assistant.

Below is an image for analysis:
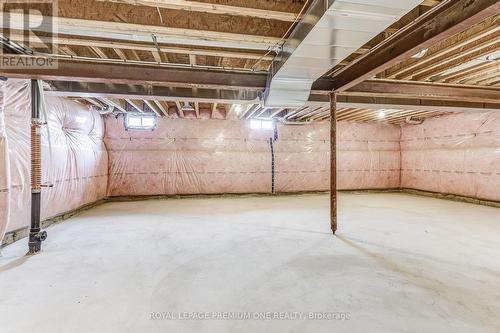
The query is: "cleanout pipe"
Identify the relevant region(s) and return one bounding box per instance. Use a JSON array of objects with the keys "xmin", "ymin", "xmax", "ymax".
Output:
[{"xmin": 28, "ymin": 79, "xmax": 47, "ymax": 254}]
